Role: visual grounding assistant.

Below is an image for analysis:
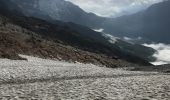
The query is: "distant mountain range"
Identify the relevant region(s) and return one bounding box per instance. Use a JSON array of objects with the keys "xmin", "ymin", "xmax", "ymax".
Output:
[{"xmin": 102, "ymin": 0, "xmax": 170, "ymax": 43}]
